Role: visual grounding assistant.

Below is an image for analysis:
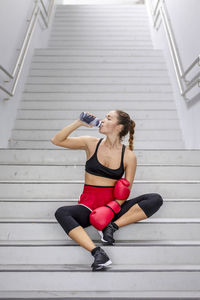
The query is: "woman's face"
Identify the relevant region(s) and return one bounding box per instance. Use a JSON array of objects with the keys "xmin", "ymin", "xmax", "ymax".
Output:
[{"xmin": 99, "ymin": 110, "xmax": 121, "ymax": 134}]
